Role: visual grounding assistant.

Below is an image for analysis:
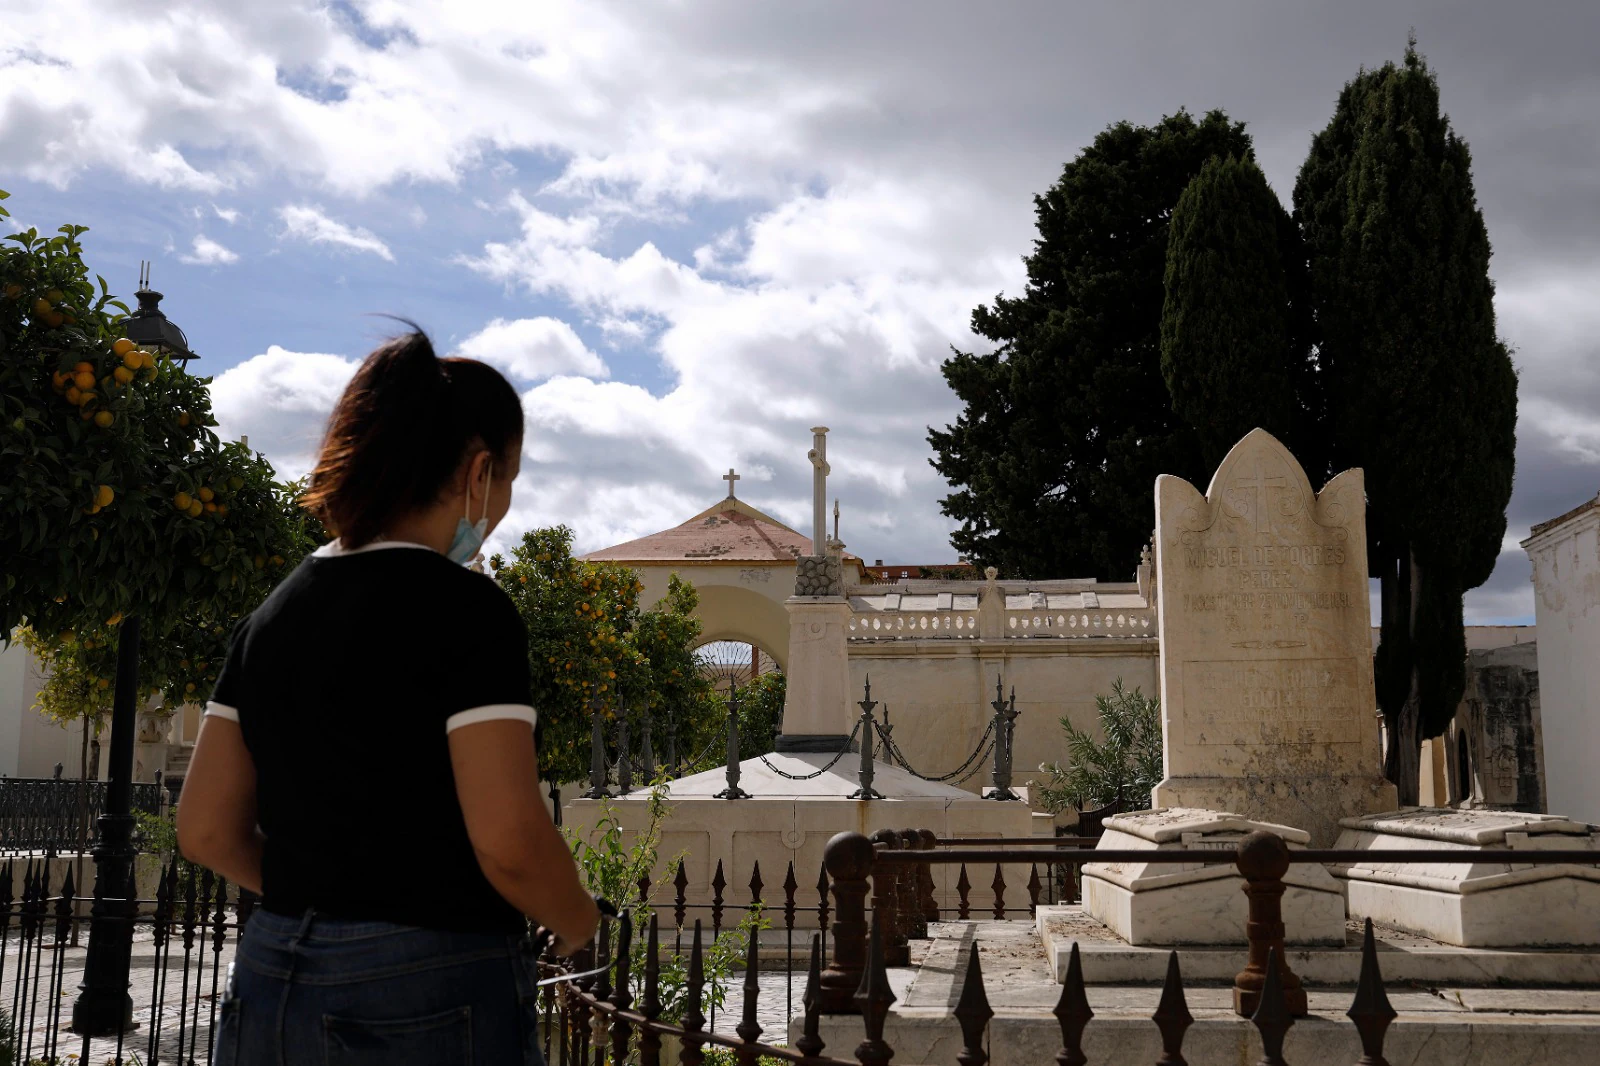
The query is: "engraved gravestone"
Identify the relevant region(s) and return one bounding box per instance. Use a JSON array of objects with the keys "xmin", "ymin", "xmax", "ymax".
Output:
[{"xmin": 1151, "ymin": 429, "xmax": 1398, "ymax": 845}]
